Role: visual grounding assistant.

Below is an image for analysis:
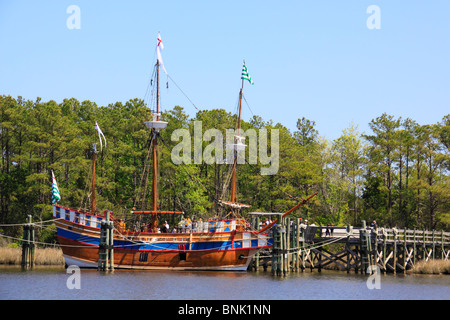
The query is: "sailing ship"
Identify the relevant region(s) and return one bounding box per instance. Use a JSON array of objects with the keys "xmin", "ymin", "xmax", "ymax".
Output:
[{"xmin": 52, "ymin": 33, "xmax": 315, "ymax": 271}]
